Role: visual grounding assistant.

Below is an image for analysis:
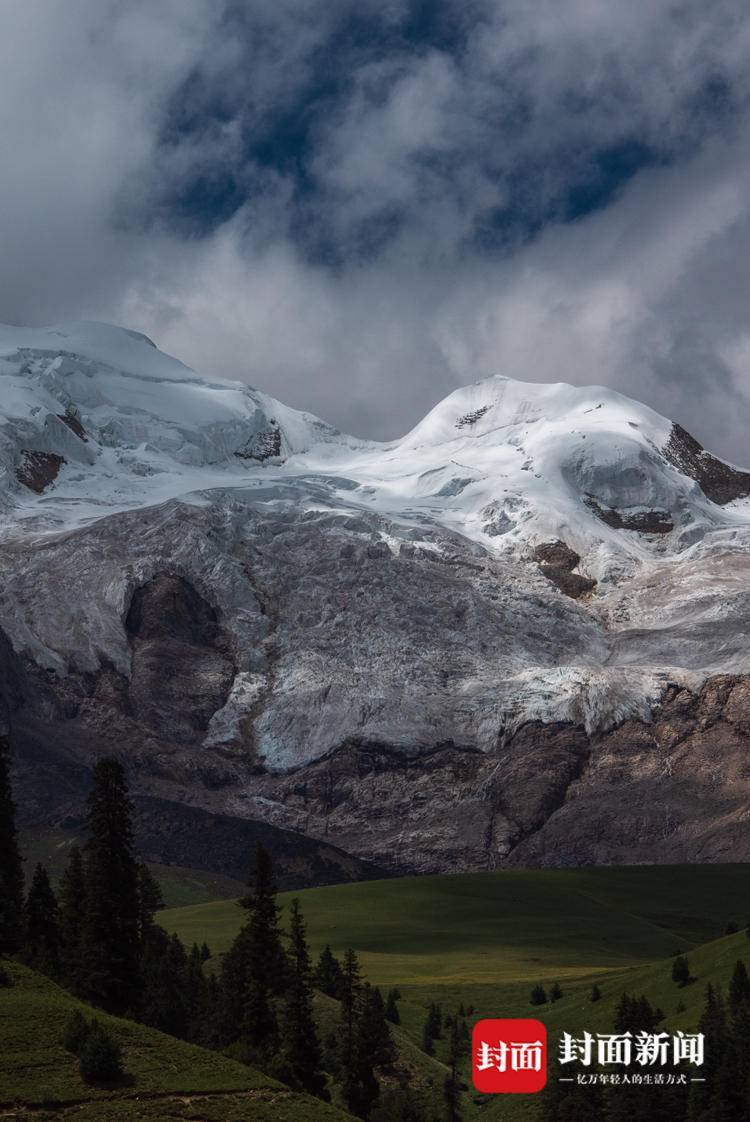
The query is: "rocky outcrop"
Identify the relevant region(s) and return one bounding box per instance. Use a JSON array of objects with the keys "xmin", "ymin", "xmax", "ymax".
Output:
[
  {"xmin": 125, "ymin": 574, "xmax": 236, "ymax": 740},
  {"xmin": 663, "ymin": 422, "xmax": 750, "ymax": 505},
  {"xmin": 232, "ymin": 674, "xmax": 750, "ymax": 872},
  {"xmin": 585, "ymin": 497, "xmax": 674, "ymax": 534},
  {"xmin": 16, "ymin": 450, "xmax": 65, "ymax": 493},
  {"xmin": 533, "ymin": 541, "xmax": 596, "ymax": 599}
]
